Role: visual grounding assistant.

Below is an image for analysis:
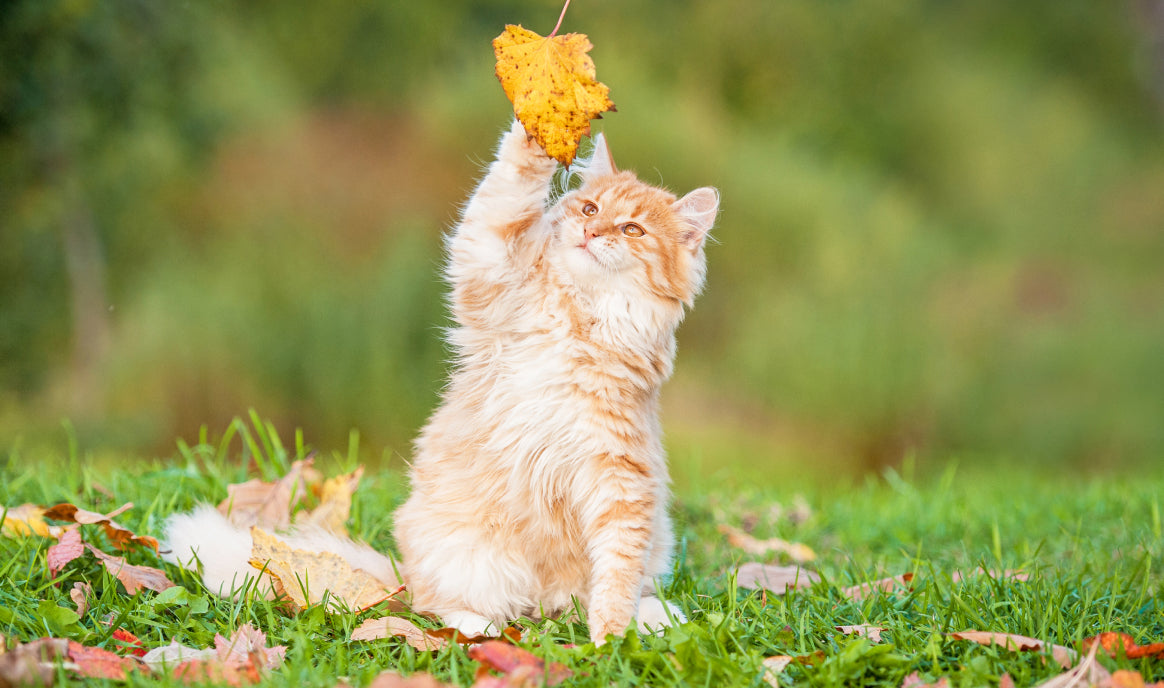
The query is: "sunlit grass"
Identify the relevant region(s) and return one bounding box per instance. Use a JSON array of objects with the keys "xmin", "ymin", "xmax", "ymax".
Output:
[{"xmin": 1, "ymin": 418, "xmax": 1161, "ymax": 686}]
